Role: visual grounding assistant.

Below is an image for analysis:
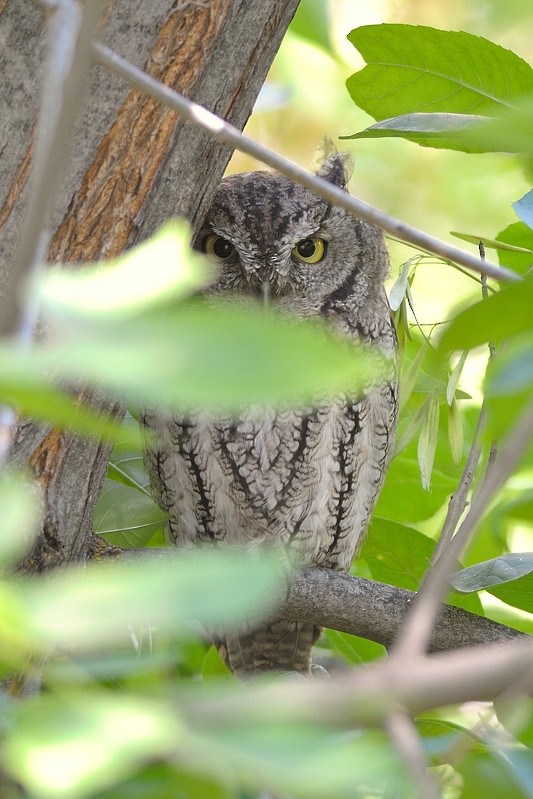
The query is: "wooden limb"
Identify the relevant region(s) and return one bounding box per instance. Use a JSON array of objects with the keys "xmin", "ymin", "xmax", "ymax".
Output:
[{"xmin": 119, "ymin": 549, "xmax": 527, "ymax": 651}]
